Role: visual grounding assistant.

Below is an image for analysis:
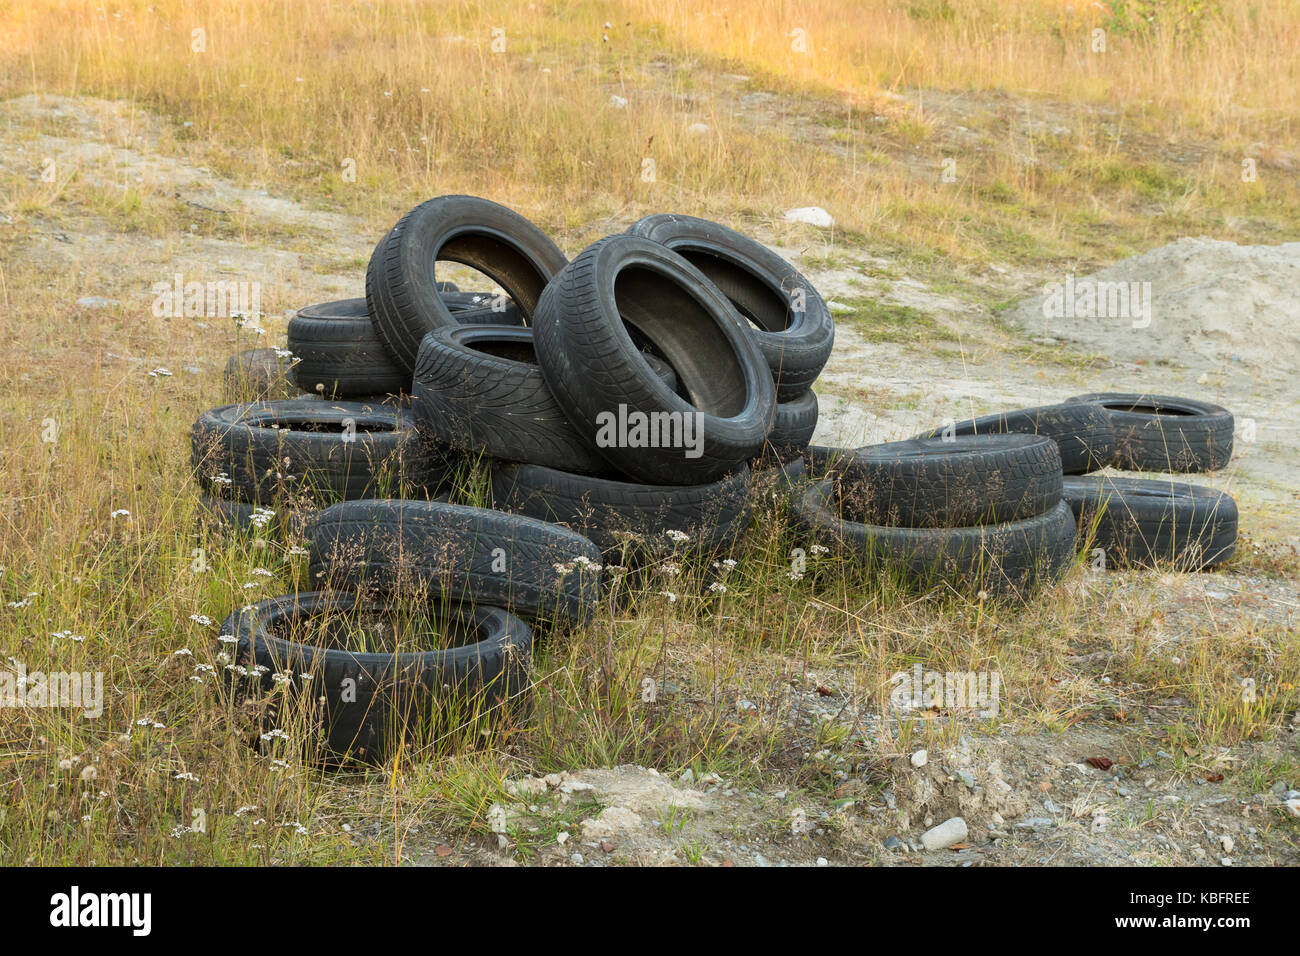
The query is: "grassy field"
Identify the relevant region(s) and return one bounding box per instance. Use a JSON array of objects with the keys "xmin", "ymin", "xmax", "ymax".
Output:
[{"xmin": 1, "ymin": 0, "xmax": 1298, "ymax": 866}]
